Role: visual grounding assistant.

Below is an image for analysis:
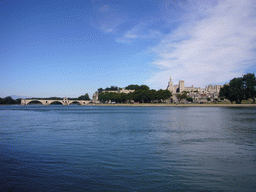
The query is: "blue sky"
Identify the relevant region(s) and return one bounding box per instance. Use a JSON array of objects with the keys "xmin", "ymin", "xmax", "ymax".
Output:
[{"xmin": 1, "ymin": 0, "xmax": 256, "ymax": 98}]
